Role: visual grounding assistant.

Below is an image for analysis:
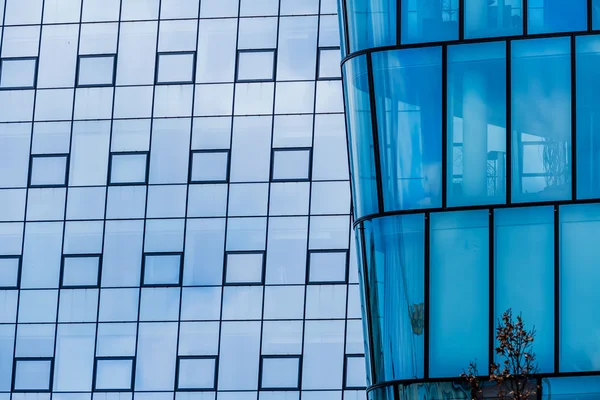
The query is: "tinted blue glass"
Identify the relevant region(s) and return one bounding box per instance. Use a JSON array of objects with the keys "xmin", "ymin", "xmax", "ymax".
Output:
[
  {"xmin": 354, "ymin": 228, "xmax": 372, "ymax": 387},
  {"xmin": 464, "ymin": 0, "xmax": 523, "ymax": 39},
  {"xmin": 543, "ymin": 376, "xmax": 600, "ymax": 398},
  {"xmin": 528, "ymin": 0, "xmax": 587, "ymax": 34},
  {"xmin": 429, "ymin": 210, "xmax": 489, "ymax": 378},
  {"xmin": 494, "ymin": 206, "xmax": 554, "ymax": 372},
  {"xmin": 401, "ymin": 0, "xmax": 458, "ymax": 44},
  {"xmin": 342, "ymin": 55, "xmax": 379, "ymax": 219},
  {"xmin": 345, "ymin": 0, "xmax": 396, "ymax": 52},
  {"xmin": 576, "ymin": 35, "xmax": 600, "ymax": 200},
  {"xmin": 337, "ymin": 0, "xmax": 347, "ymax": 56},
  {"xmin": 372, "ymin": 47, "xmax": 442, "ymax": 211},
  {"xmin": 363, "ymin": 214, "xmax": 424, "ymax": 382},
  {"xmin": 511, "ymin": 37, "xmax": 572, "ymax": 203},
  {"xmin": 559, "ymin": 204, "xmax": 600, "ymax": 373},
  {"xmin": 595, "ymin": 0, "xmax": 600, "ymax": 29},
  {"xmin": 447, "ymin": 41, "xmax": 506, "ymax": 207}
]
